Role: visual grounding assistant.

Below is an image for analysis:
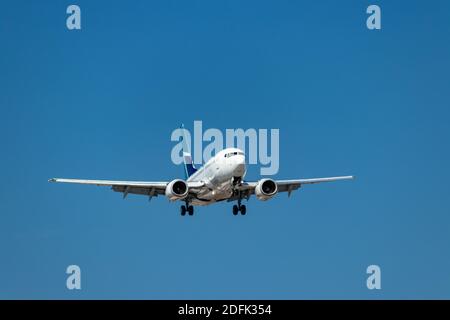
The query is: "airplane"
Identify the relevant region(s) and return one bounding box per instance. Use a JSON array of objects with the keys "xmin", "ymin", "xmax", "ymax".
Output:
[{"xmin": 49, "ymin": 145, "xmax": 353, "ymax": 216}]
